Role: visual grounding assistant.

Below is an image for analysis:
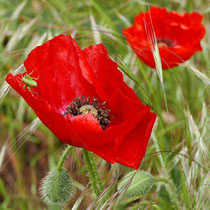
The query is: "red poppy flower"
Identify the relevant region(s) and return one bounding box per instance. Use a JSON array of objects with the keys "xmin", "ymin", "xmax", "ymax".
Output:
[
  {"xmin": 6, "ymin": 35, "xmax": 156, "ymax": 169},
  {"xmin": 122, "ymin": 7, "xmax": 206, "ymax": 69}
]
